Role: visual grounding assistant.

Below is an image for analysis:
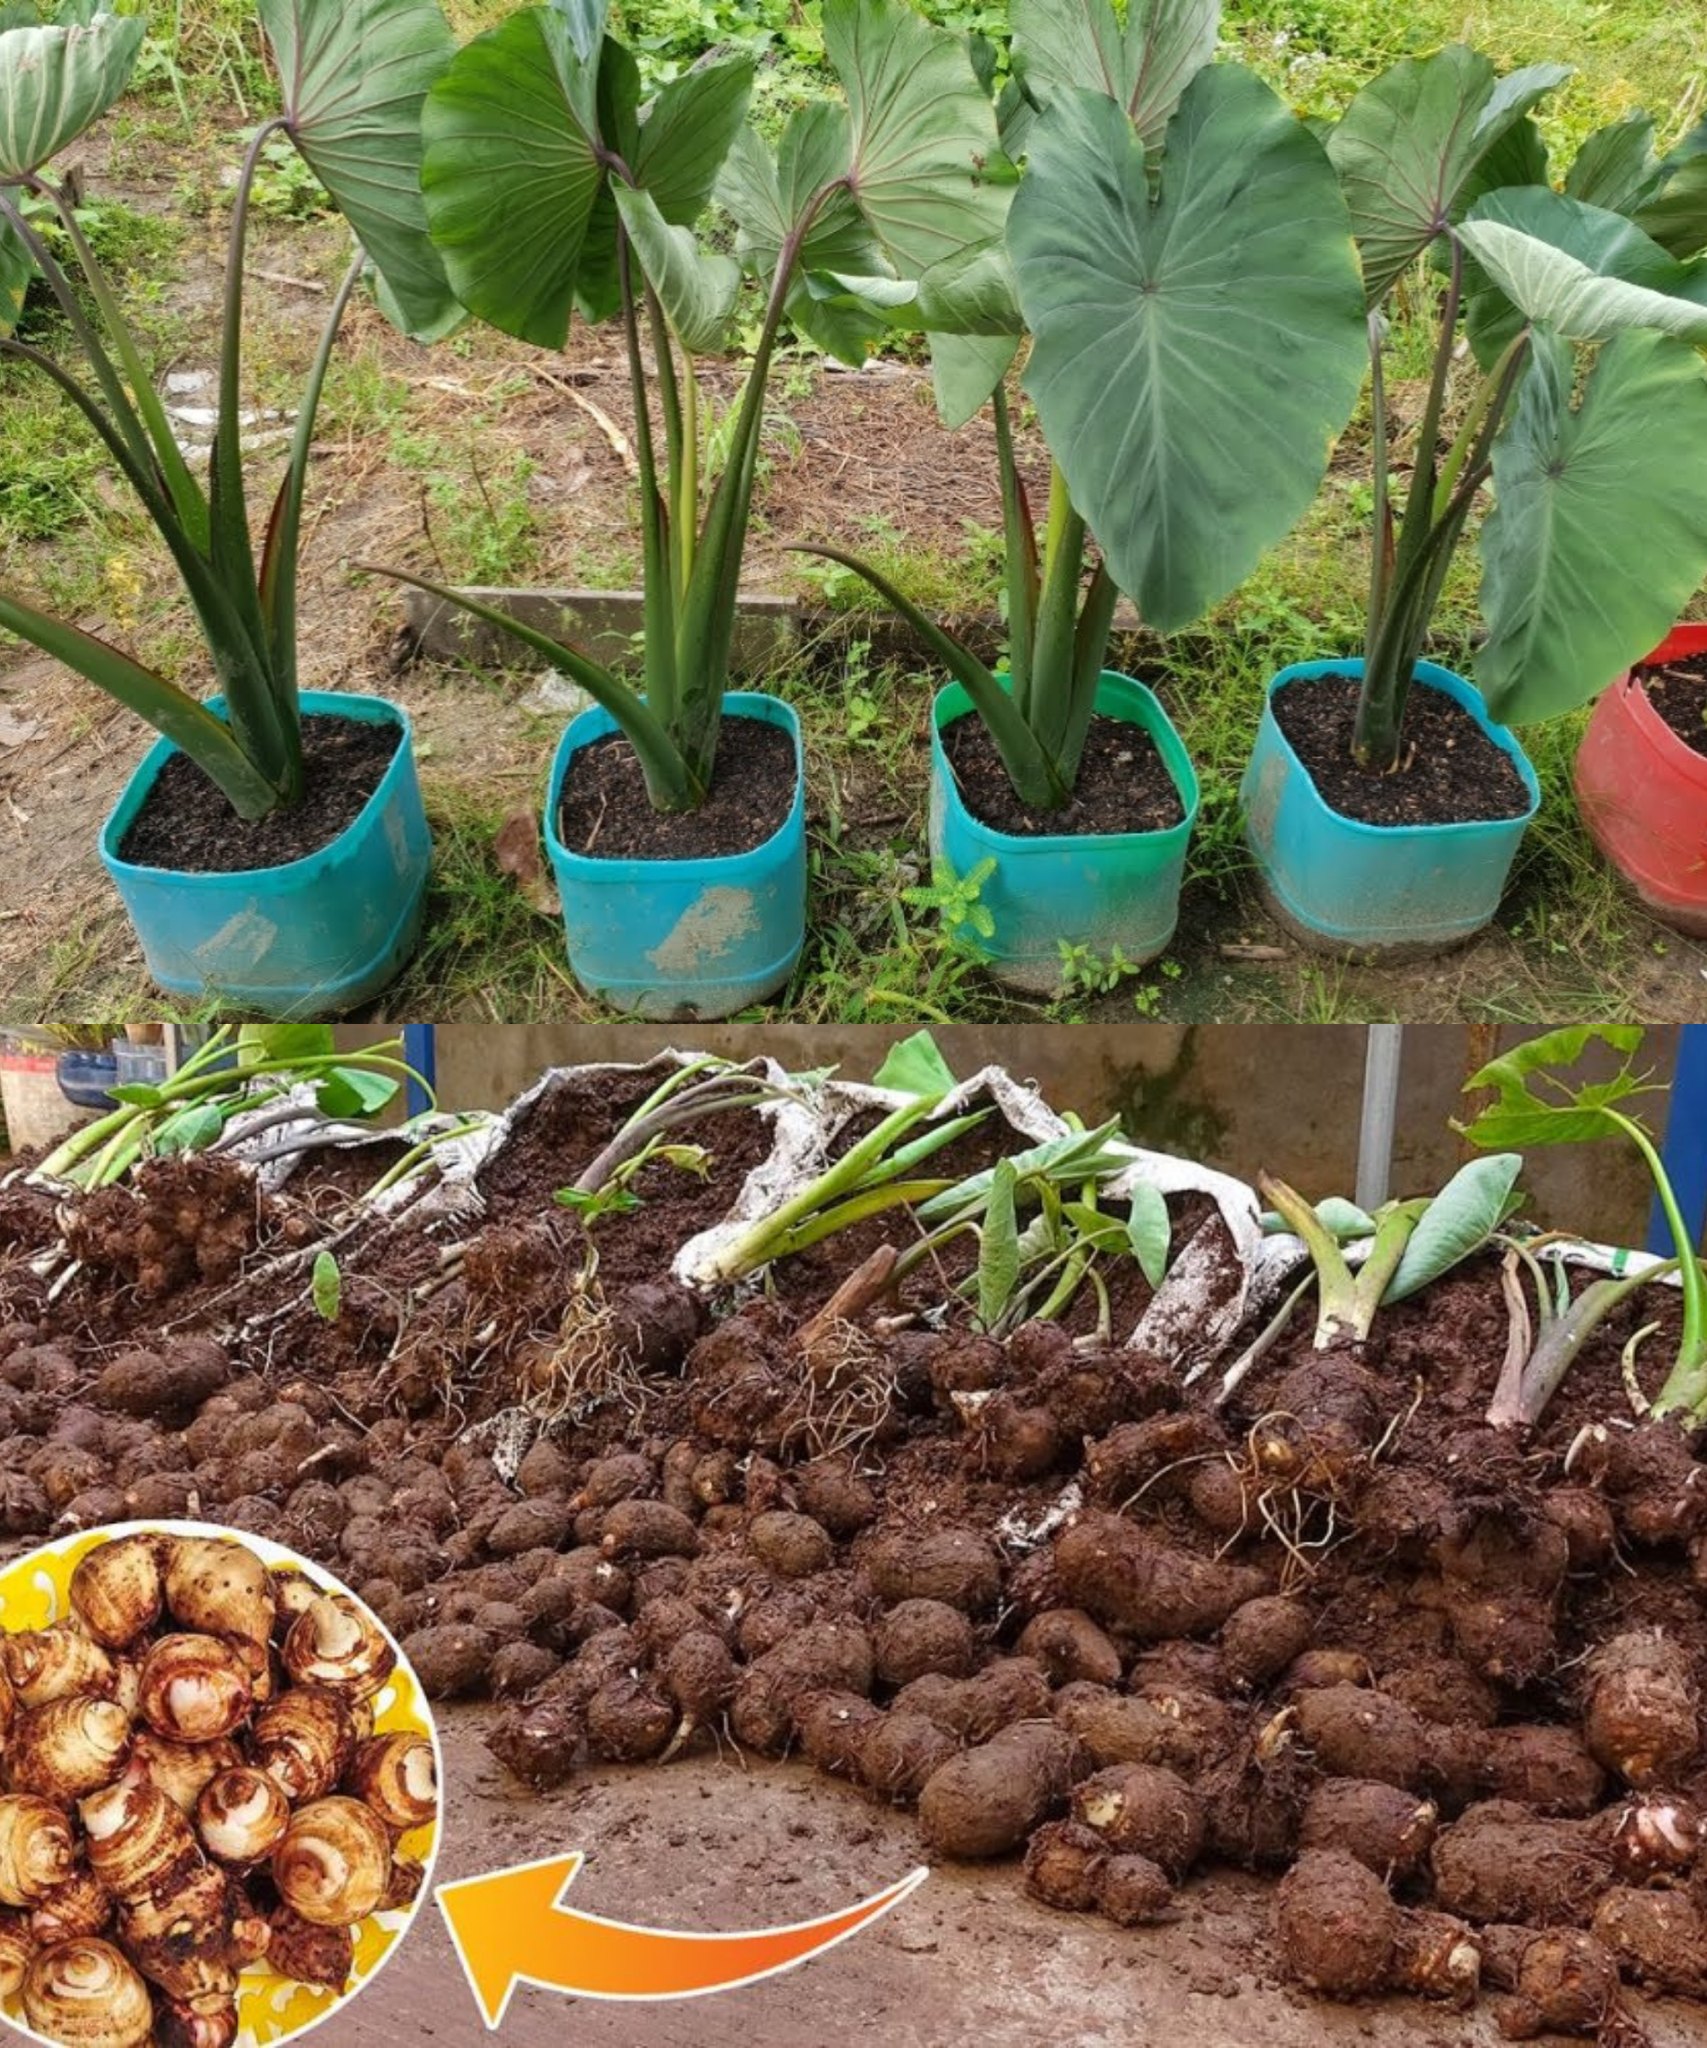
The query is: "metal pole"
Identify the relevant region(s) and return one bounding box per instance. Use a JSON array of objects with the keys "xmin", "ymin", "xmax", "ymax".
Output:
[
  {"xmin": 1356, "ymin": 1024, "xmax": 1404, "ymax": 1213},
  {"xmin": 1651, "ymin": 1023, "xmax": 1707, "ymax": 1256}
]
